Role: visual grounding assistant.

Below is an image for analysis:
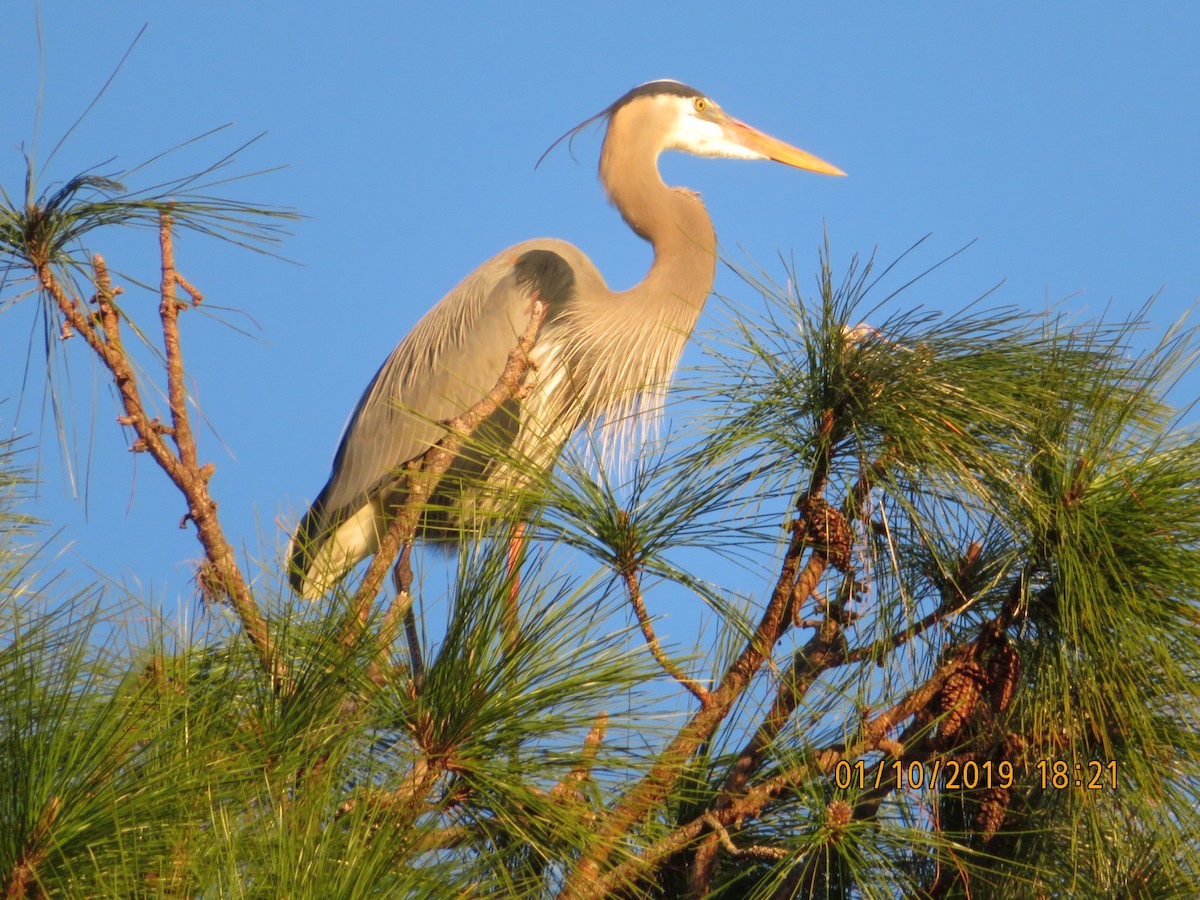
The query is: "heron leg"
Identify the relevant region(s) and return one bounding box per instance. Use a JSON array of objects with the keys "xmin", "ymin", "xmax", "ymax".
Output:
[
  {"xmin": 503, "ymin": 521, "xmax": 526, "ymax": 653},
  {"xmin": 389, "ymin": 544, "xmax": 424, "ymax": 691}
]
